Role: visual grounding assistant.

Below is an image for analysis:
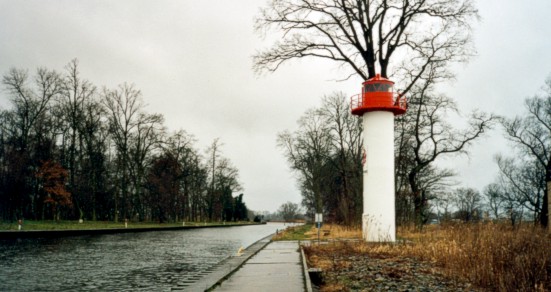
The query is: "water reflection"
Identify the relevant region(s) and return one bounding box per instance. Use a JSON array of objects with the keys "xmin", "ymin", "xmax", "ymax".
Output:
[{"xmin": 0, "ymin": 222, "xmax": 290, "ymax": 291}]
